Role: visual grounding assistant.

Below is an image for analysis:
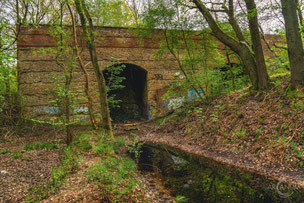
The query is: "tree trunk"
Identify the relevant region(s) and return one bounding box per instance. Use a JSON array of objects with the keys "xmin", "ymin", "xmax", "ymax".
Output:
[
  {"xmin": 65, "ymin": 94, "xmax": 72, "ymax": 145},
  {"xmin": 281, "ymin": 0, "xmax": 304, "ymax": 87},
  {"xmin": 67, "ymin": 3, "xmax": 98, "ymax": 130},
  {"xmin": 295, "ymin": 0, "xmax": 303, "ymax": 26},
  {"xmin": 238, "ymin": 44, "xmax": 259, "ymax": 89},
  {"xmin": 244, "ymin": 0, "xmax": 269, "ymax": 89},
  {"xmin": 192, "ymin": 0, "xmax": 260, "ymax": 89},
  {"xmin": 226, "ymin": 50, "xmax": 236, "ymax": 90},
  {"xmin": 0, "ymin": 31, "xmax": 11, "ymax": 111},
  {"xmin": 74, "ymin": 0, "xmax": 113, "ymax": 136}
]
